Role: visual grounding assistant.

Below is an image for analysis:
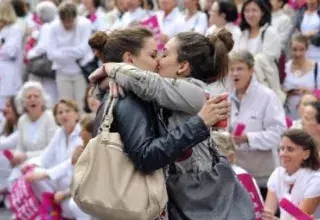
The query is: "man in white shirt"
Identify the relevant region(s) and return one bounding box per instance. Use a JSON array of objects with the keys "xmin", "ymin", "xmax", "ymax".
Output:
[{"xmin": 47, "ymin": 1, "xmax": 93, "ymax": 113}]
